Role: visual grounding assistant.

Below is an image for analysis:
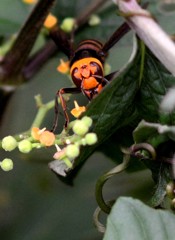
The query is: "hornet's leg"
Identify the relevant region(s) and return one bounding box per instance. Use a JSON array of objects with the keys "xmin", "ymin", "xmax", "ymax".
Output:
[{"xmin": 52, "ymin": 87, "xmax": 81, "ymax": 132}]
